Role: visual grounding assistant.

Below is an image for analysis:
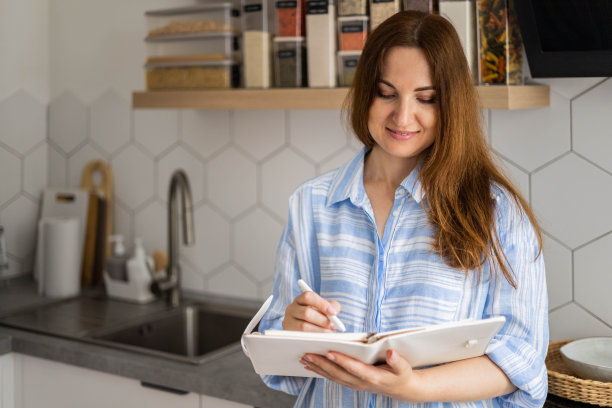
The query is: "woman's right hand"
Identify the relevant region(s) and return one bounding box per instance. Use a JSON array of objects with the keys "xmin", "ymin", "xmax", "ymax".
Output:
[{"xmin": 282, "ymin": 291, "xmax": 341, "ymax": 332}]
